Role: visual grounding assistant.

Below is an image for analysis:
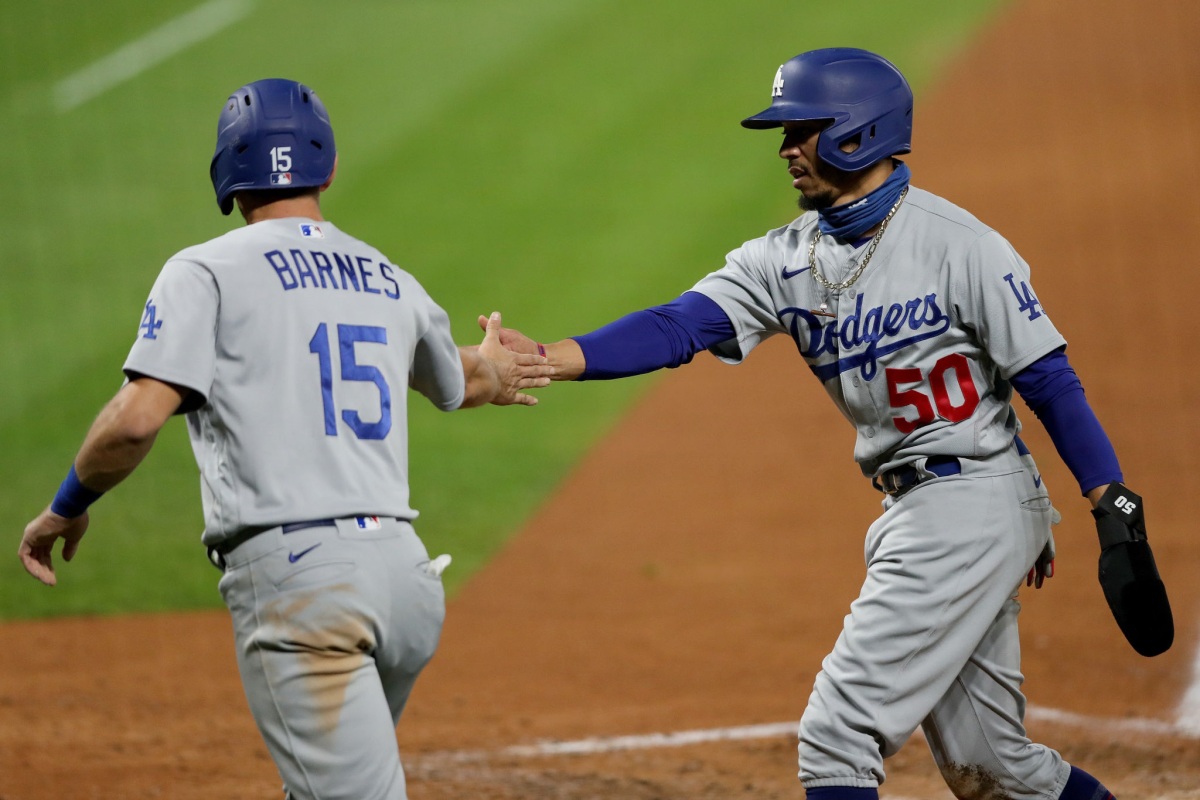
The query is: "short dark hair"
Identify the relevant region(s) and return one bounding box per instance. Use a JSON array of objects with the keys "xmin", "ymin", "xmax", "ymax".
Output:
[{"xmin": 235, "ymin": 185, "xmax": 320, "ymax": 207}]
